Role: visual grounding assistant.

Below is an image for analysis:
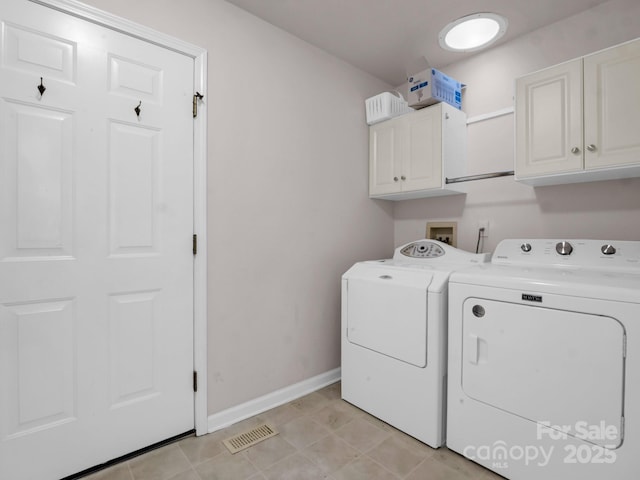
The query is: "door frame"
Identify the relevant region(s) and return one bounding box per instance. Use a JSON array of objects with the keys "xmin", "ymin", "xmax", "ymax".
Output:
[{"xmin": 29, "ymin": 0, "xmax": 209, "ymax": 435}]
